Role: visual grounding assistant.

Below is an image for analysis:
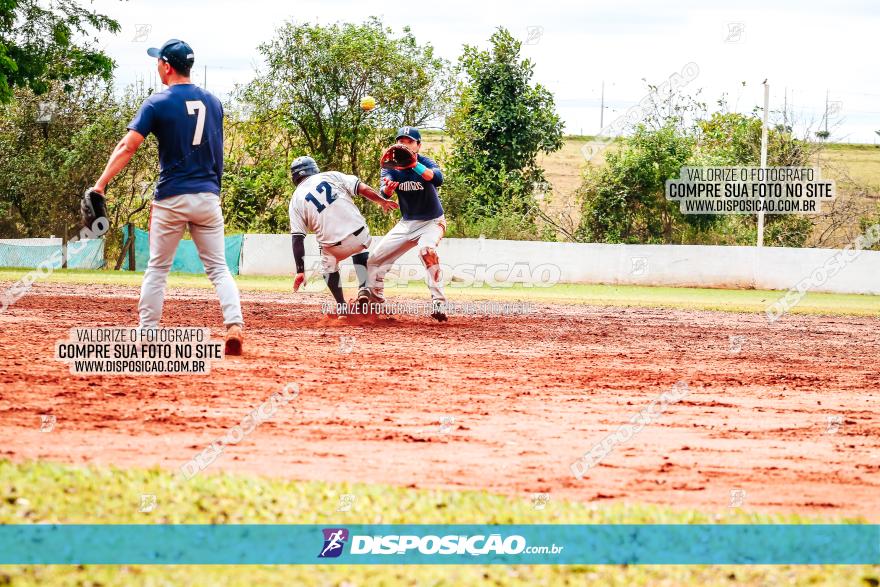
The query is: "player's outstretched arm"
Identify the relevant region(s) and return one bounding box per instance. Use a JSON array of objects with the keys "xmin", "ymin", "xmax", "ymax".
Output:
[
  {"xmin": 414, "ymin": 156, "xmax": 443, "ymax": 187},
  {"xmin": 92, "ymin": 130, "xmax": 145, "ymax": 194},
  {"xmin": 357, "ymin": 182, "xmax": 399, "ymax": 213},
  {"xmin": 291, "ymin": 233, "xmax": 307, "ymax": 291}
]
